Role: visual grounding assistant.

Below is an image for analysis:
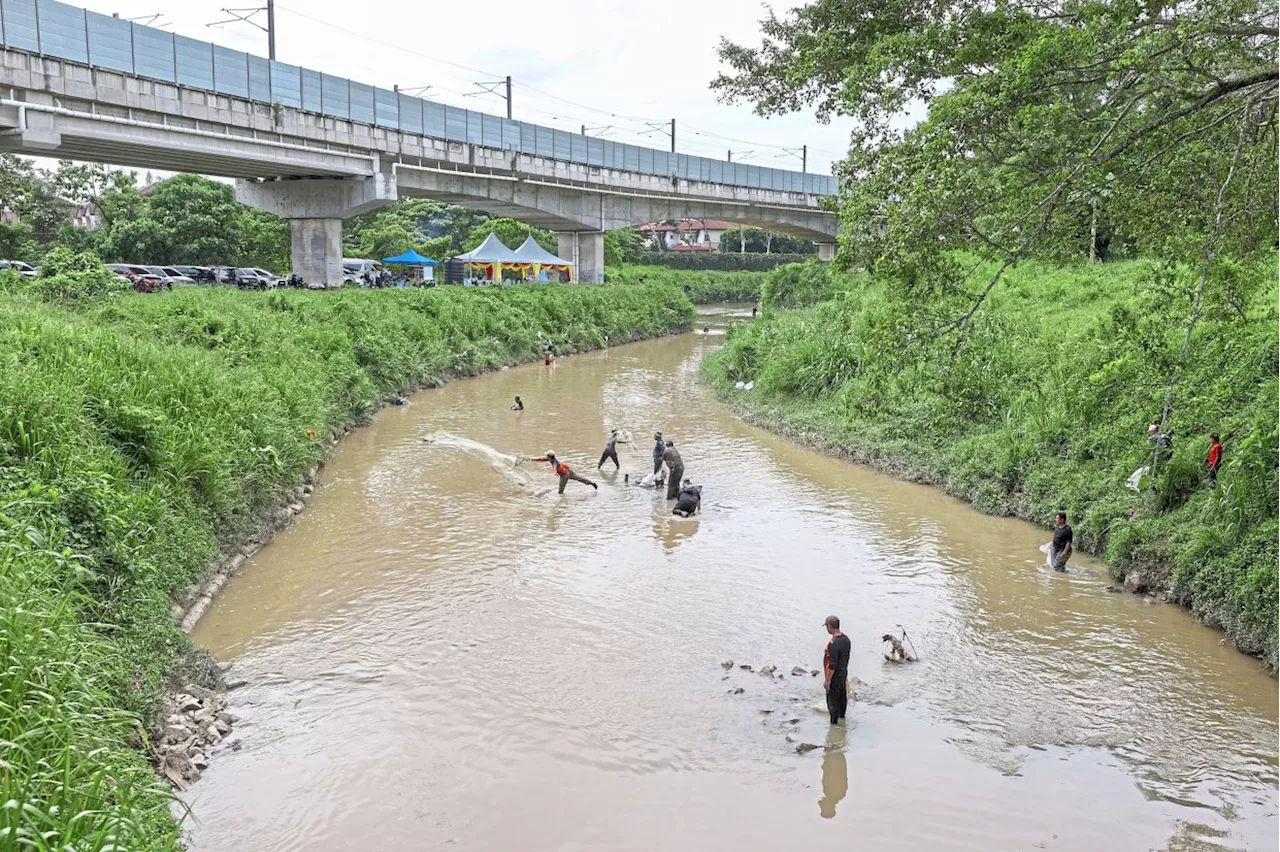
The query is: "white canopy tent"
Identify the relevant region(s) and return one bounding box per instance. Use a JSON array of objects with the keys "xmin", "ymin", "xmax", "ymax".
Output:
[
  {"xmin": 452, "ymin": 233, "xmax": 523, "ymax": 284},
  {"xmin": 512, "ymin": 236, "xmax": 574, "ymax": 282}
]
